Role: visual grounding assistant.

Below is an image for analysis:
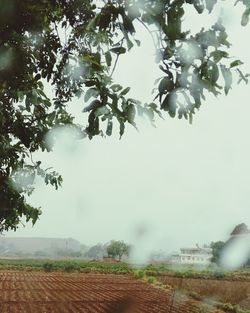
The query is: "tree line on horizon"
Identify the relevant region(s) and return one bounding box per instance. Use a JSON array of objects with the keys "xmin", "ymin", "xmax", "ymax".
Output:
[{"xmin": 0, "ymin": 238, "xmax": 130, "ymax": 261}]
